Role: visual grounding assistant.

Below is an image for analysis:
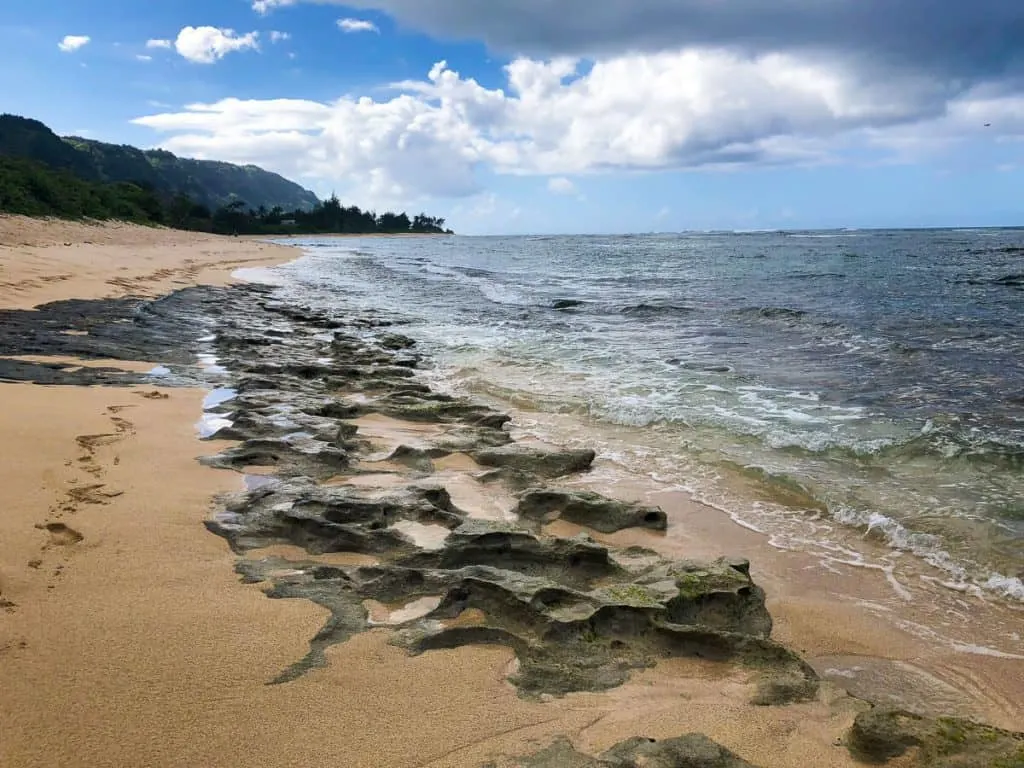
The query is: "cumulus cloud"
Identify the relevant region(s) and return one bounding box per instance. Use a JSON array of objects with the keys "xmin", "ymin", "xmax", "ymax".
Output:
[
  {"xmin": 58, "ymin": 35, "xmax": 90, "ymax": 53},
  {"xmin": 133, "ymin": 53, "xmax": 1024, "ymax": 207},
  {"xmin": 547, "ymin": 177, "xmax": 577, "ymax": 195},
  {"xmin": 175, "ymin": 26, "xmax": 259, "ymax": 64},
  {"xmin": 337, "ymin": 18, "xmax": 378, "ymax": 33},
  {"xmin": 146, "ymin": 38, "xmax": 172, "ymax": 49},
  {"xmin": 136, "ymin": 54, "xmax": 153, "ymax": 62},
  {"xmin": 269, "ymin": 30, "xmax": 291, "ymax": 43}
]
